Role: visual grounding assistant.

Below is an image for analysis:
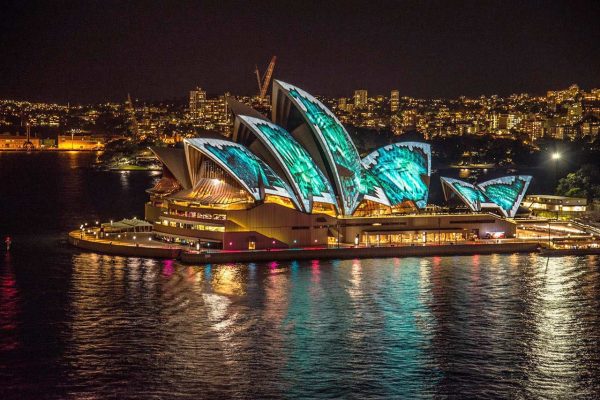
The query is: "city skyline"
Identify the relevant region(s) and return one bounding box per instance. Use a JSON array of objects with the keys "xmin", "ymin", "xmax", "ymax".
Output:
[
  {"xmin": 1, "ymin": 0, "xmax": 599, "ymax": 103},
  {"xmin": 2, "ymin": 81, "xmax": 598, "ymax": 149},
  {"xmin": 2, "ymin": 81, "xmax": 598, "ymax": 104}
]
